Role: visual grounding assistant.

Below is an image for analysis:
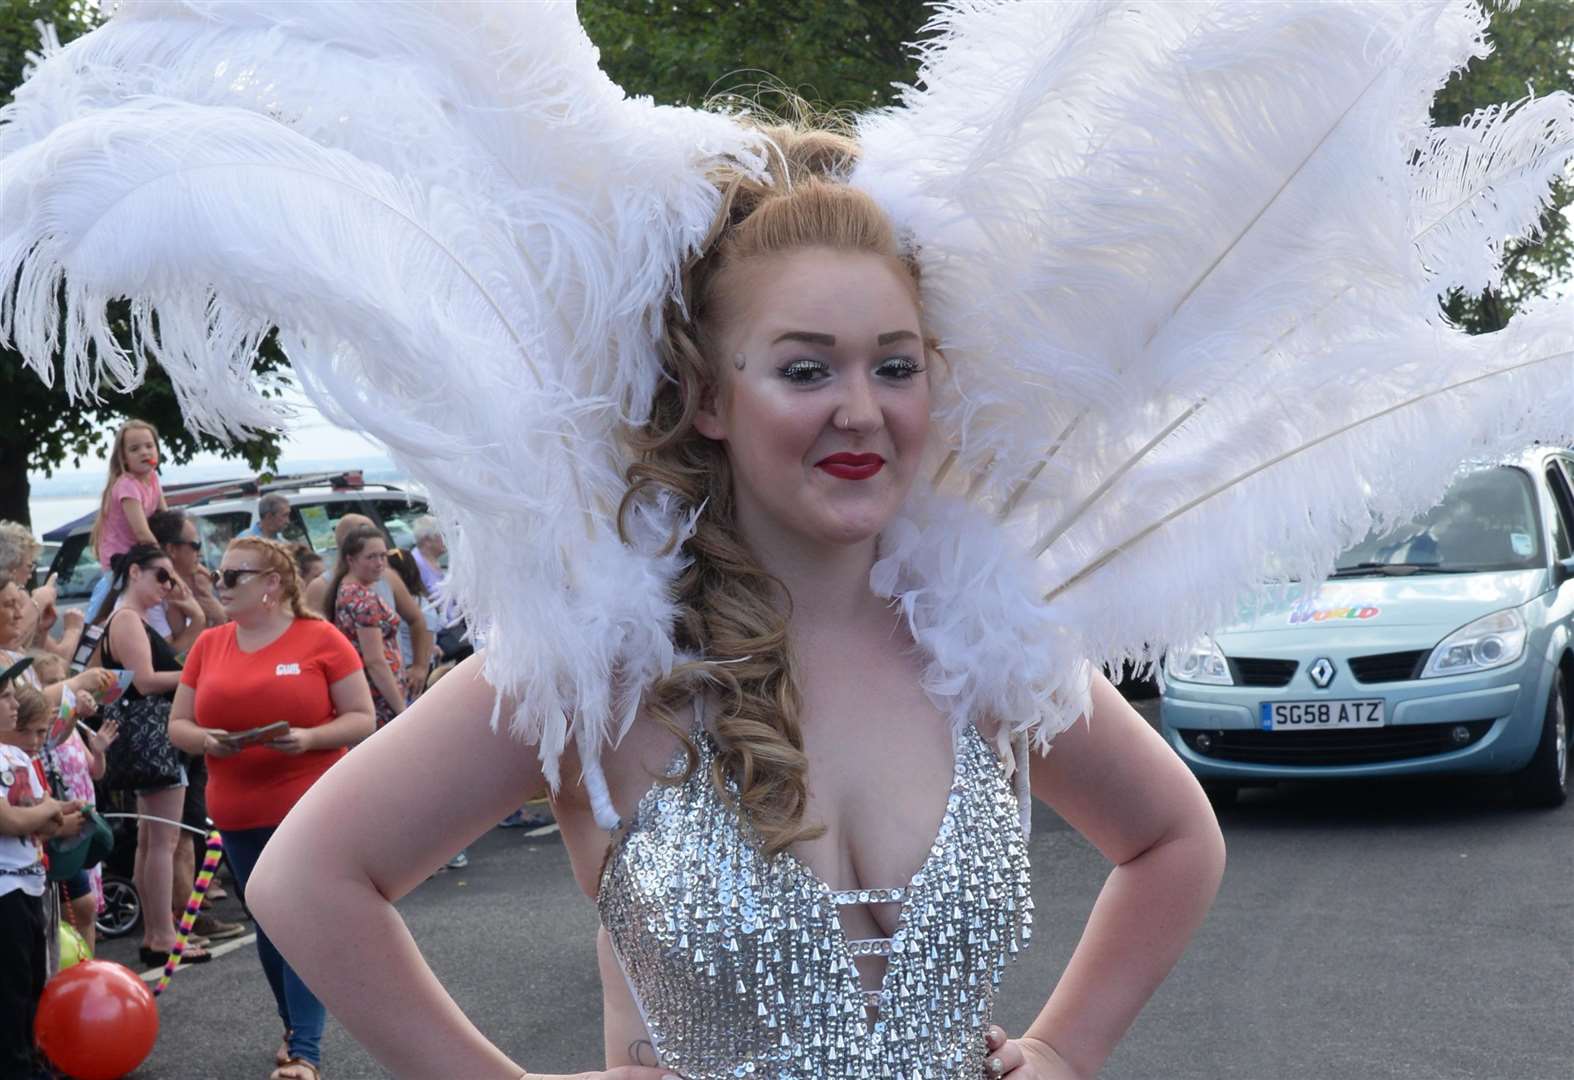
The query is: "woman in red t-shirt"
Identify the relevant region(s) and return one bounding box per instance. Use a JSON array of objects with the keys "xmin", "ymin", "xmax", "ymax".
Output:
[{"xmin": 169, "ymin": 537, "xmax": 374, "ymax": 1080}]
